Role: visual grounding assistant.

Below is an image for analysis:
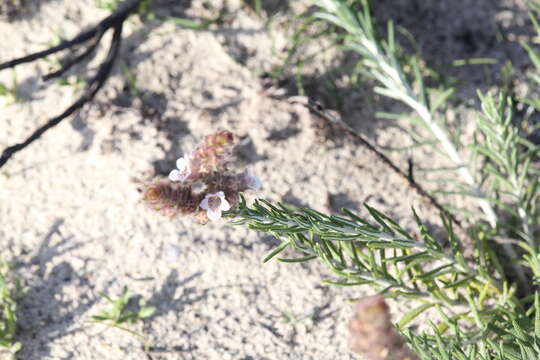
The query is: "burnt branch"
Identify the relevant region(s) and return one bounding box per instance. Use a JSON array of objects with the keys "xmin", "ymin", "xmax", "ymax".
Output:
[
  {"xmin": 42, "ymin": 29, "xmax": 106, "ymax": 81},
  {"xmin": 0, "ymin": 0, "xmax": 142, "ymax": 169},
  {"xmin": 0, "ymin": 0, "xmax": 140, "ymax": 71}
]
